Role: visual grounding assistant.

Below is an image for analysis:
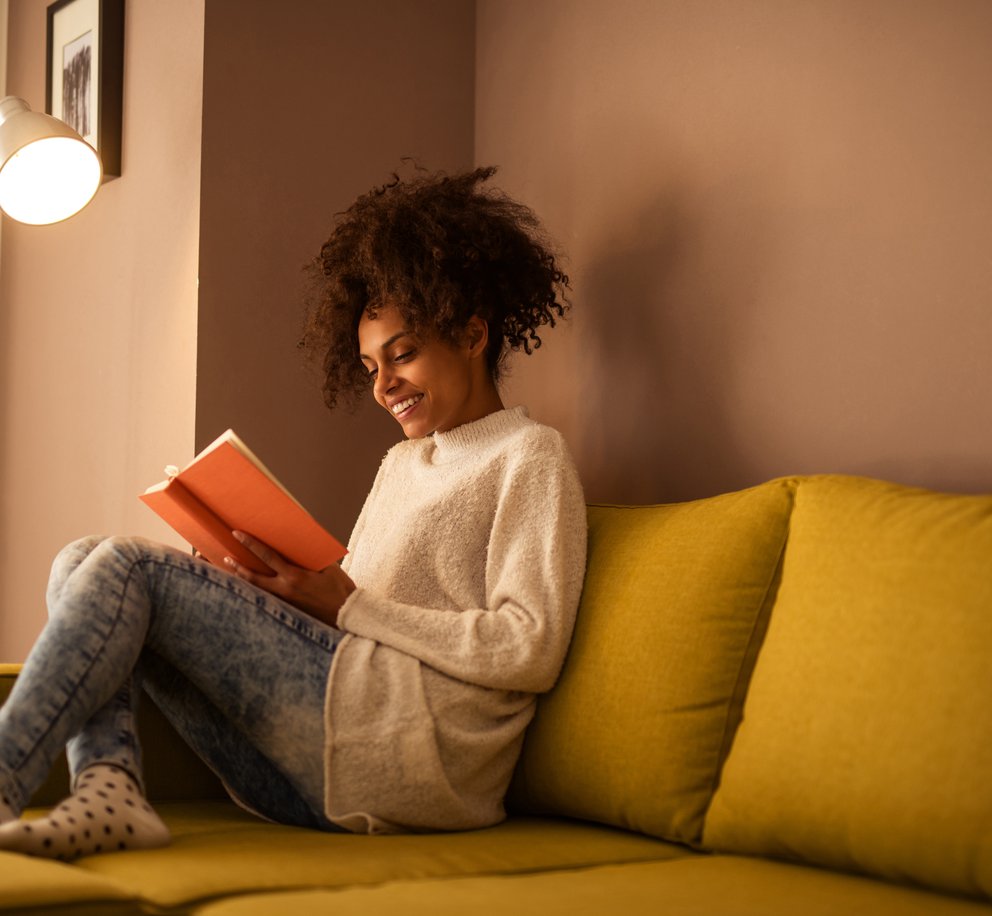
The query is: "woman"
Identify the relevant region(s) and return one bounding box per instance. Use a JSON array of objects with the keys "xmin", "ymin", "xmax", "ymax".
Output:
[{"xmin": 0, "ymin": 166, "xmax": 587, "ymax": 857}]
